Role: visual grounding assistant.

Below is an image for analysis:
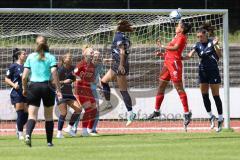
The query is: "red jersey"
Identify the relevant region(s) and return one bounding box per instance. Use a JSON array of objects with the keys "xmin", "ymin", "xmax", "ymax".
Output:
[
  {"xmin": 74, "ymin": 60, "xmax": 95, "ymax": 86},
  {"xmin": 164, "ymin": 33, "xmax": 187, "ymax": 61},
  {"xmin": 74, "ymin": 60, "xmax": 96, "ymax": 104}
]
